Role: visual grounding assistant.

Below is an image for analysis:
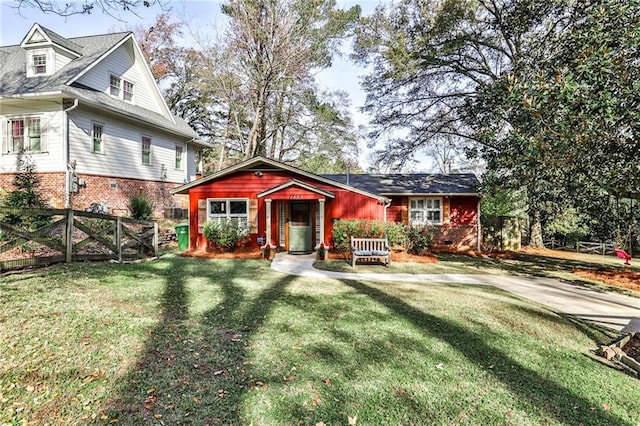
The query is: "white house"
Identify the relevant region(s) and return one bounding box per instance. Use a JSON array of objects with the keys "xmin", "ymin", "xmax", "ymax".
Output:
[{"xmin": 0, "ymin": 23, "xmax": 209, "ymax": 216}]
